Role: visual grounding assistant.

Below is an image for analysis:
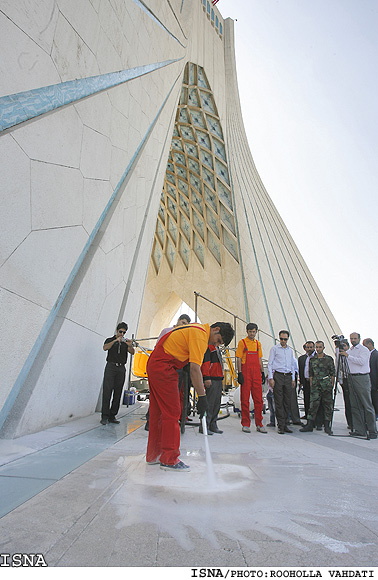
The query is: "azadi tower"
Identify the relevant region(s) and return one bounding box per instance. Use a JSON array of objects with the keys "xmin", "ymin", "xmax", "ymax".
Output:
[{"xmin": 0, "ymin": 0, "xmax": 340, "ymax": 437}]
